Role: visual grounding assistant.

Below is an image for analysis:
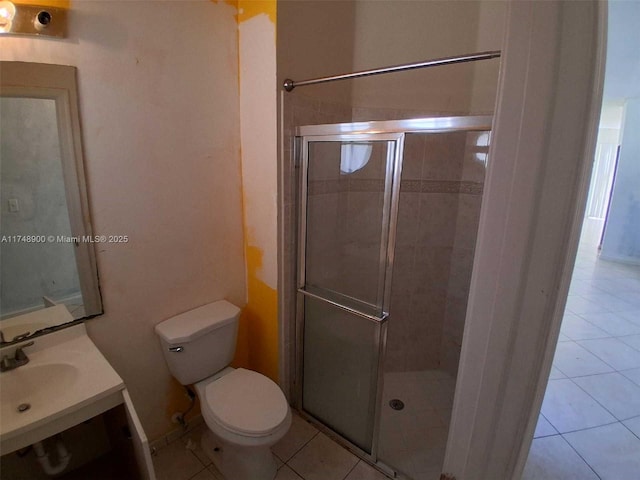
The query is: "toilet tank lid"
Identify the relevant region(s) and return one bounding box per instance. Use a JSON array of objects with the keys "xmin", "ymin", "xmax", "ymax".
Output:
[{"xmin": 154, "ymin": 300, "xmax": 240, "ymax": 344}]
